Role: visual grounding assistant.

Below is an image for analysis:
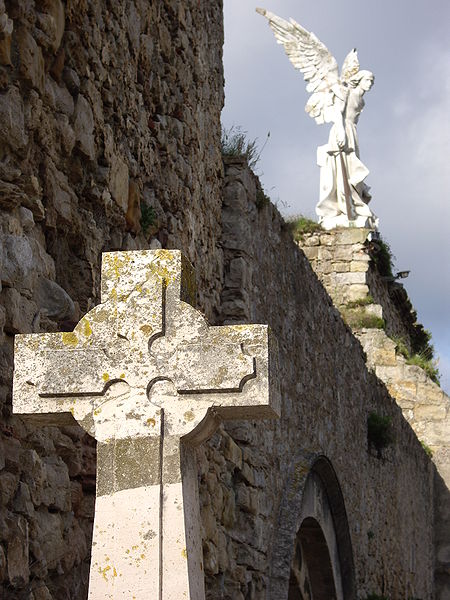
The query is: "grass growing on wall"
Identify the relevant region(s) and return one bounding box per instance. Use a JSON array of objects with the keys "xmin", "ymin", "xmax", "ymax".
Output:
[
  {"xmin": 140, "ymin": 204, "xmax": 156, "ymax": 234},
  {"xmin": 369, "ymin": 236, "xmax": 395, "ymax": 278},
  {"xmin": 367, "ymin": 412, "xmax": 393, "ymax": 458},
  {"xmin": 221, "ymin": 125, "xmax": 269, "ymax": 172},
  {"xmin": 286, "ymin": 215, "xmax": 322, "ymax": 241},
  {"xmin": 392, "ymin": 336, "xmax": 440, "ymax": 385}
]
